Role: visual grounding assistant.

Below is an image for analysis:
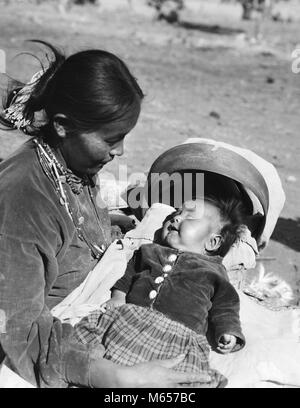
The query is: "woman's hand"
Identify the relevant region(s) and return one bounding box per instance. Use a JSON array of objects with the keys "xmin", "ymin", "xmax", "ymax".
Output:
[
  {"xmin": 217, "ymin": 334, "xmax": 237, "ymax": 354},
  {"xmin": 118, "ymin": 355, "xmax": 211, "ymax": 388},
  {"xmin": 110, "ymin": 214, "xmax": 137, "ymax": 234},
  {"xmin": 89, "ymin": 354, "xmax": 211, "ymax": 388}
]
